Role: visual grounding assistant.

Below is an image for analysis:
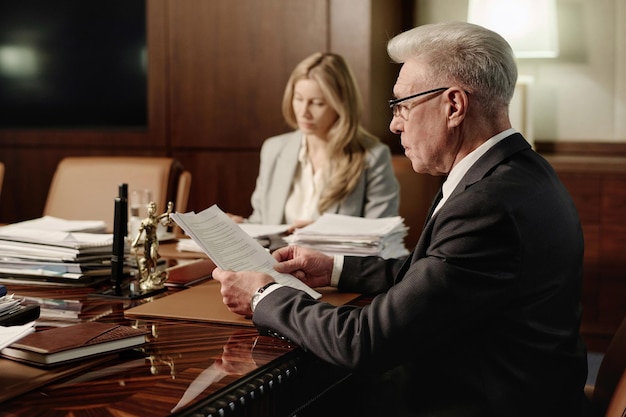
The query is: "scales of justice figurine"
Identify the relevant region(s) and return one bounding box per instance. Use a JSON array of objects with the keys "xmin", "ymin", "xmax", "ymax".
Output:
[
  {"xmin": 91, "ymin": 184, "xmax": 173, "ymax": 299},
  {"xmin": 131, "ymin": 200, "xmax": 174, "ymax": 291}
]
